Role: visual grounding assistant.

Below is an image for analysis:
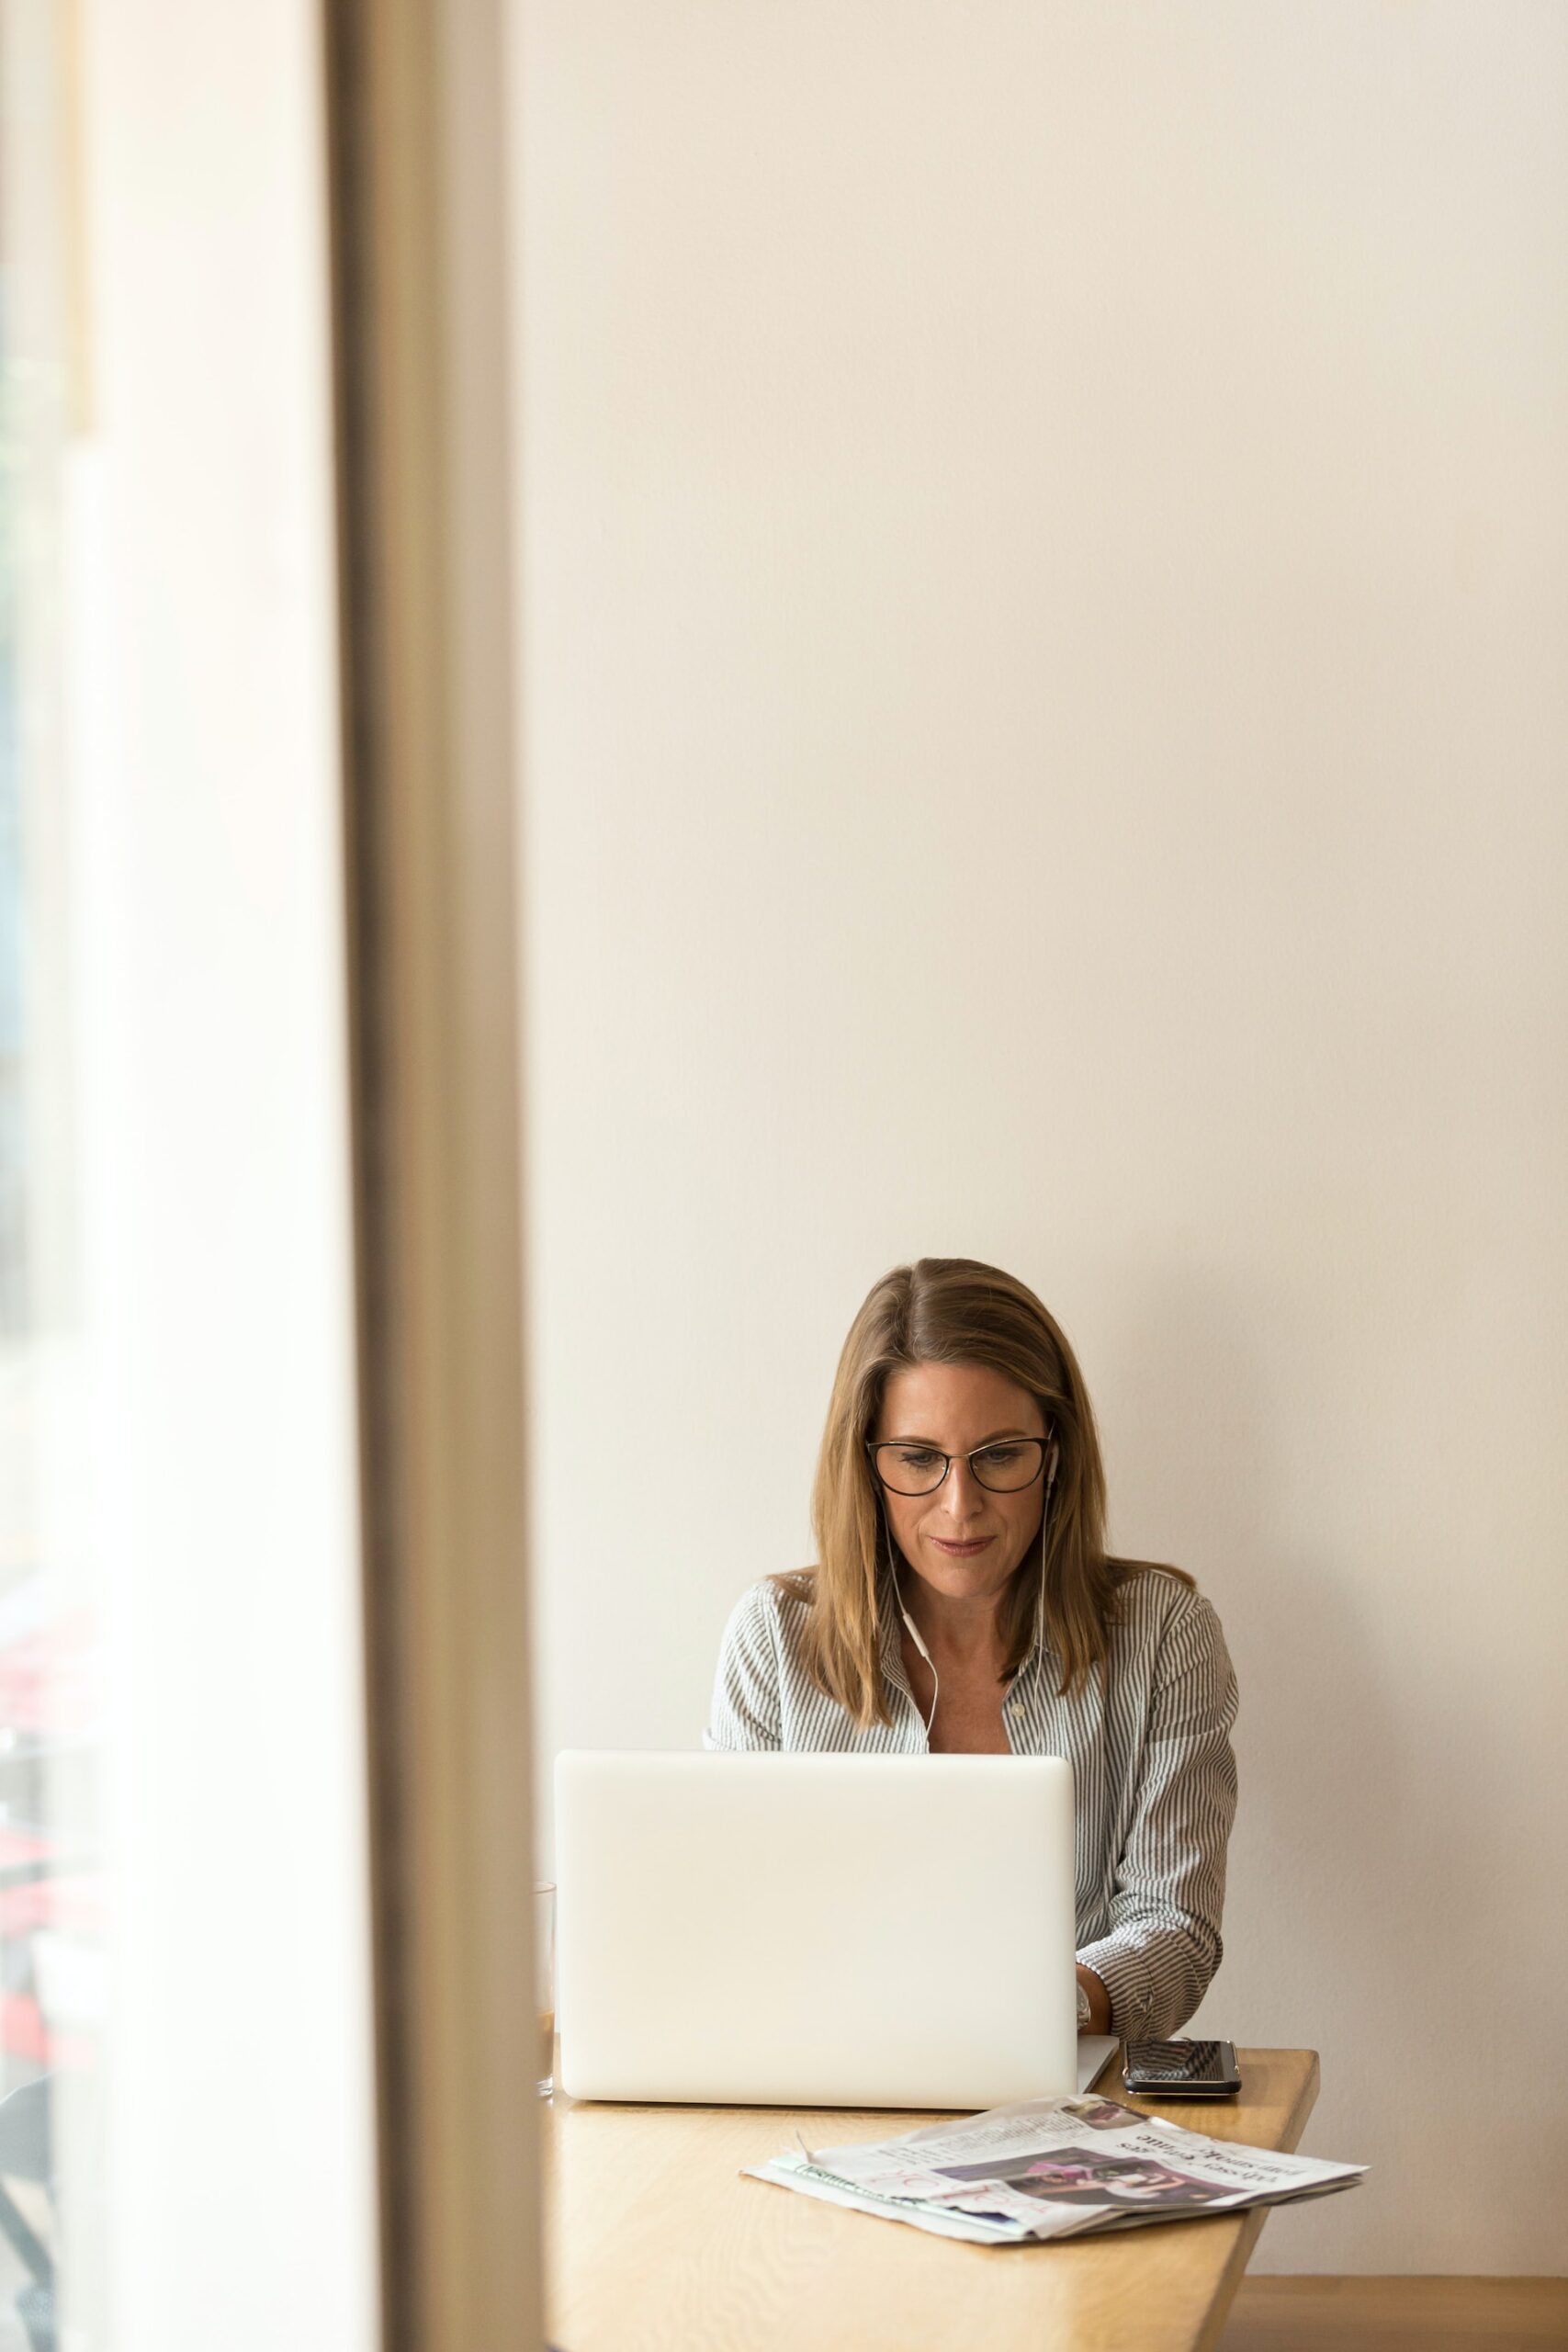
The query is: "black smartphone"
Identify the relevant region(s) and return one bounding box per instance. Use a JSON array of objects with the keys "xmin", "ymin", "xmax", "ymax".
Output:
[{"xmin": 1122, "ymin": 2038, "xmax": 1241, "ymax": 2098}]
